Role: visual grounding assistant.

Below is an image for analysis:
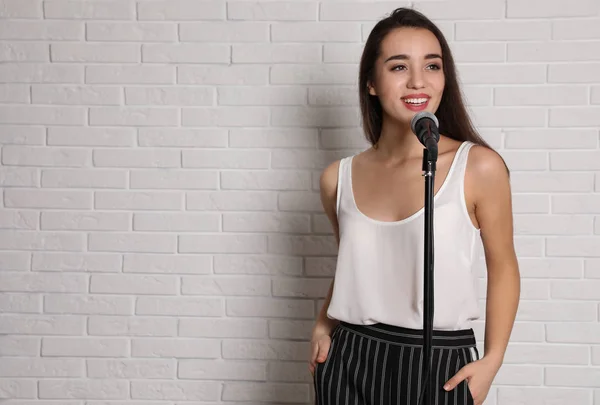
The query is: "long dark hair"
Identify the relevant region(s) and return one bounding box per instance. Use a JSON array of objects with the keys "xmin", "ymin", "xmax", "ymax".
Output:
[{"xmin": 359, "ymin": 7, "xmax": 501, "ymax": 160}]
